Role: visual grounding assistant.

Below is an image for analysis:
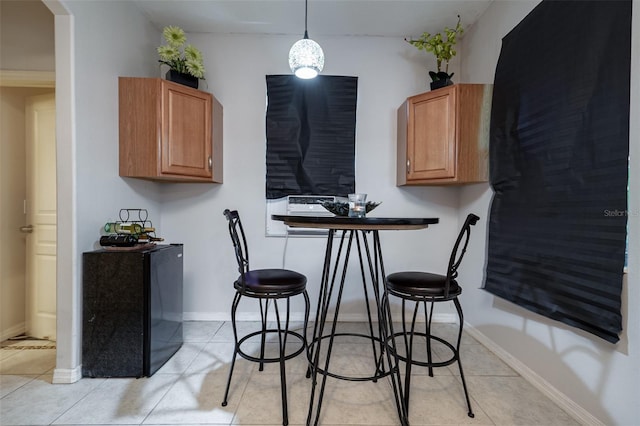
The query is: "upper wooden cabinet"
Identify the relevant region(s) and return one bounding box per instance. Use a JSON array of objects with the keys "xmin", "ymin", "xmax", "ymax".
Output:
[
  {"xmin": 397, "ymin": 84, "xmax": 492, "ymax": 186},
  {"xmin": 119, "ymin": 77, "xmax": 223, "ymax": 183}
]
